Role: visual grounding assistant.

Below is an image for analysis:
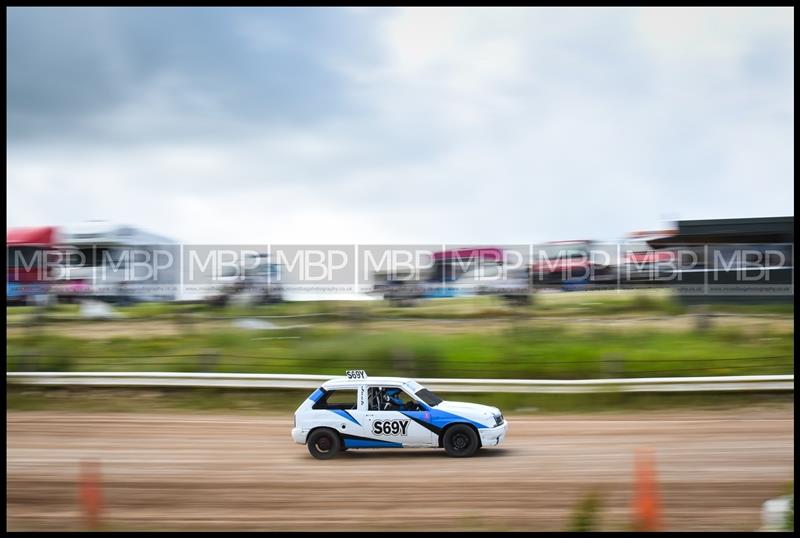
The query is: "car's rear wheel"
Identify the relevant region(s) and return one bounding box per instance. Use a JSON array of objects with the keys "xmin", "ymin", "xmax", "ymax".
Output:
[
  {"xmin": 307, "ymin": 428, "xmax": 341, "ymax": 460},
  {"xmin": 442, "ymin": 424, "xmax": 480, "ymax": 457}
]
